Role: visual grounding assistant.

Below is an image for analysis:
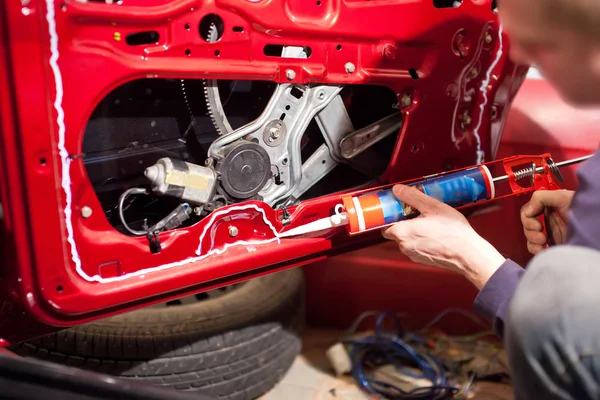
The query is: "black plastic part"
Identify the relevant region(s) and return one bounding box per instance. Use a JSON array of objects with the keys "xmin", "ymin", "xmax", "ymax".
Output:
[
  {"xmin": 147, "ymin": 231, "xmax": 162, "ymax": 253},
  {"xmin": 218, "ymin": 141, "xmax": 271, "ymax": 199},
  {"xmin": 157, "ymin": 204, "xmax": 191, "ymax": 231},
  {"xmin": 0, "ymin": 354, "xmax": 215, "ymax": 400}
]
